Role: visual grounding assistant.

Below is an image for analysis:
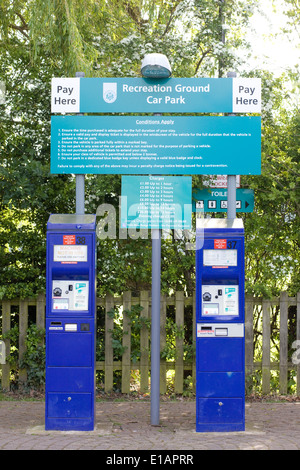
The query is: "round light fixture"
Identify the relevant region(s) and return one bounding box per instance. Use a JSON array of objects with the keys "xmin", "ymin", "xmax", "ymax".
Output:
[{"xmin": 141, "ymin": 53, "xmax": 172, "ymax": 78}]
